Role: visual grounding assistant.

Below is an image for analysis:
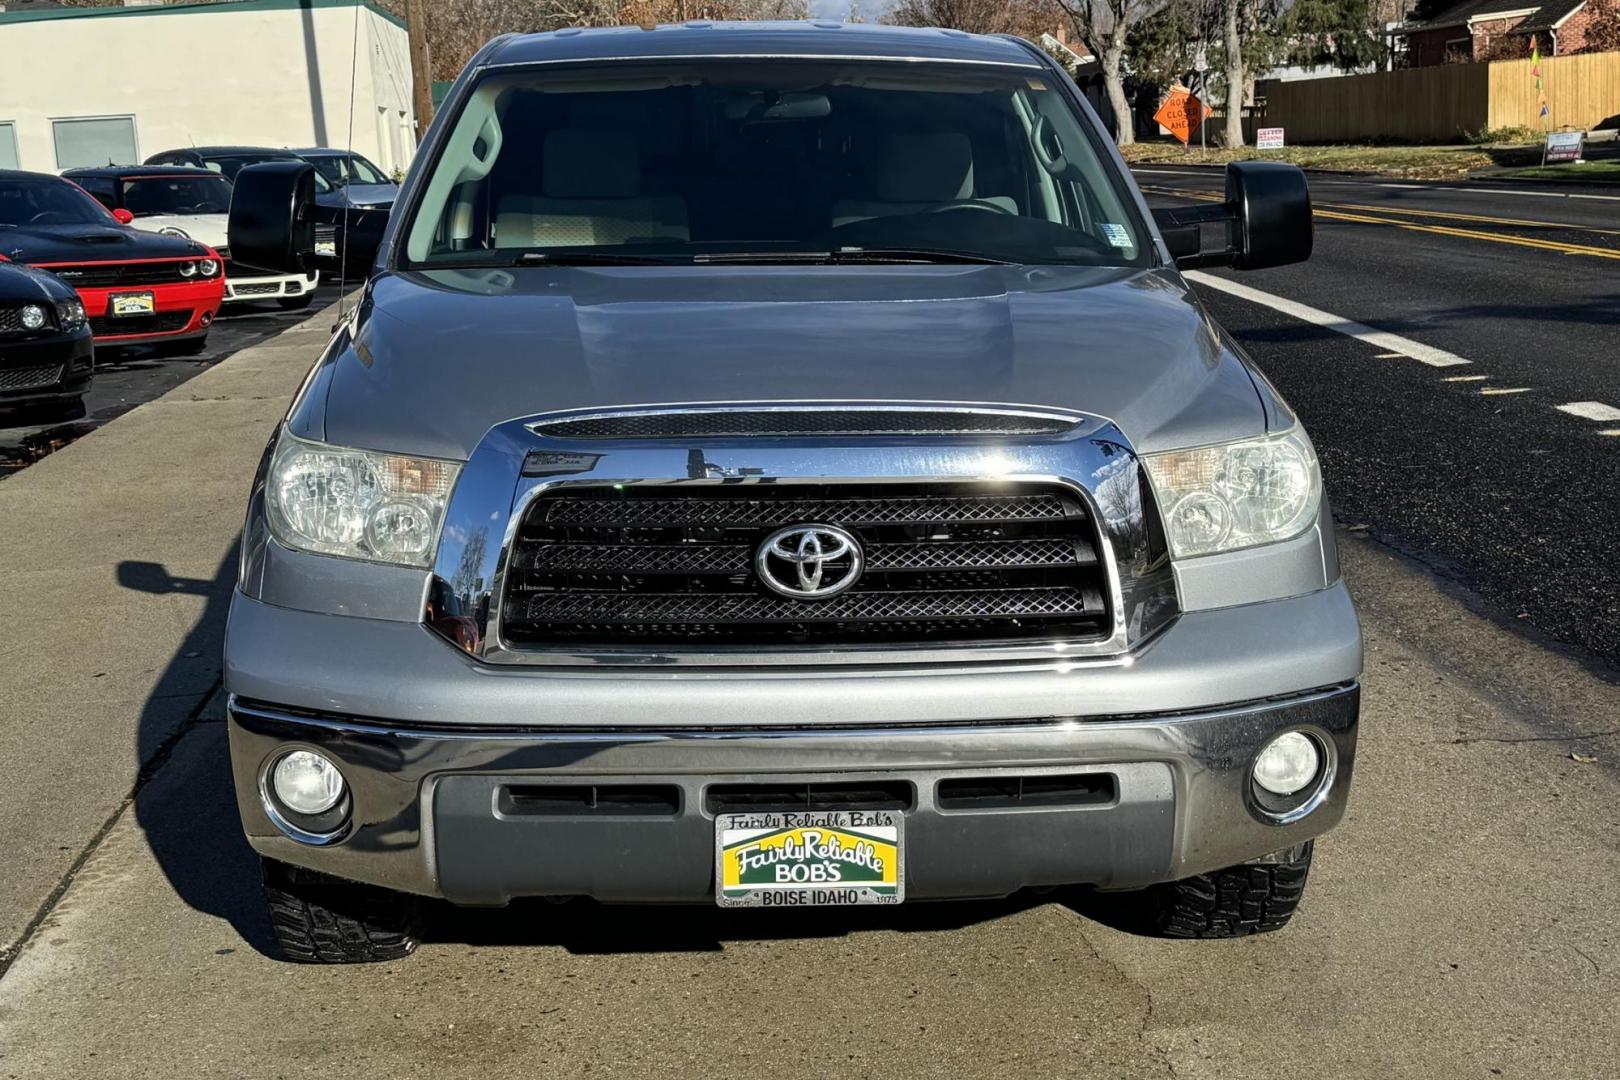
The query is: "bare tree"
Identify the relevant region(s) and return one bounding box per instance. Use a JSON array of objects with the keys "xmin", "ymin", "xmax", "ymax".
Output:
[
  {"xmin": 1052, "ymin": 0, "xmax": 1156, "ymax": 145},
  {"xmin": 425, "ymin": 0, "xmax": 809, "ymax": 82},
  {"xmin": 887, "ymin": 0, "xmax": 1048, "ymax": 36}
]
